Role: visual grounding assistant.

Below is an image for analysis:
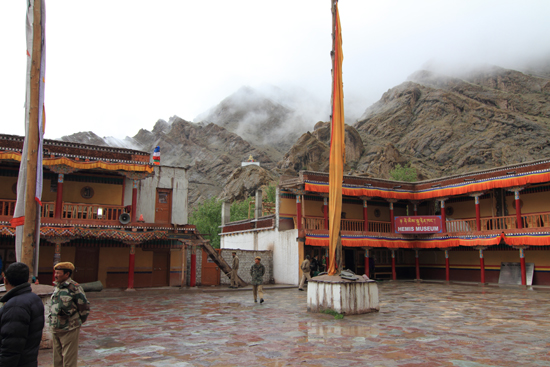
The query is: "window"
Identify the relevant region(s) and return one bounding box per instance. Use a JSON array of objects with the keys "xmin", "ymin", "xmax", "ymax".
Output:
[{"xmin": 81, "ymin": 186, "xmax": 94, "ymax": 199}]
